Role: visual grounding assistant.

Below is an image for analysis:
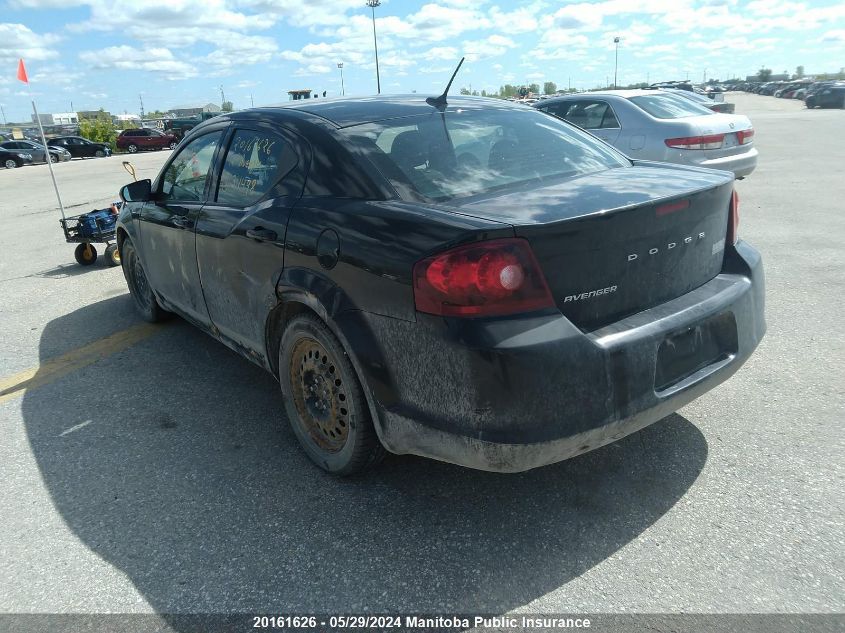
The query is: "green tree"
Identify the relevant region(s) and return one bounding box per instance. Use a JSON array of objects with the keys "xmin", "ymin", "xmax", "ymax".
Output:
[
  {"xmin": 78, "ymin": 108, "xmax": 116, "ymax": 149},
  {"xmin": 145, "ymin": 110, "xmax": 167, "ymax": 119},
  {"xmin": 481, "ymin": 89, "xmax": 487, "ymax": 97},
  {"xmin": 222, "ymin": 101, "xmax": 234, "ymax": 112},
  {"xmin": 543, "ymin": 81, "xmax": 557, "ymax": 95},
  {"xmin": 795, "ymin": 65, "xmax": 804, "ymax": 78},
  {"xmin": 757, "ymin": 67, "xmax": 772, "ymax": 81},
  {"xmin": 528, "ymin": 82, "xmax": 540, "ymax": 95},
  {"xmin": 459, "ymin": 87, "xmax": 471, "ymax": 95}
]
